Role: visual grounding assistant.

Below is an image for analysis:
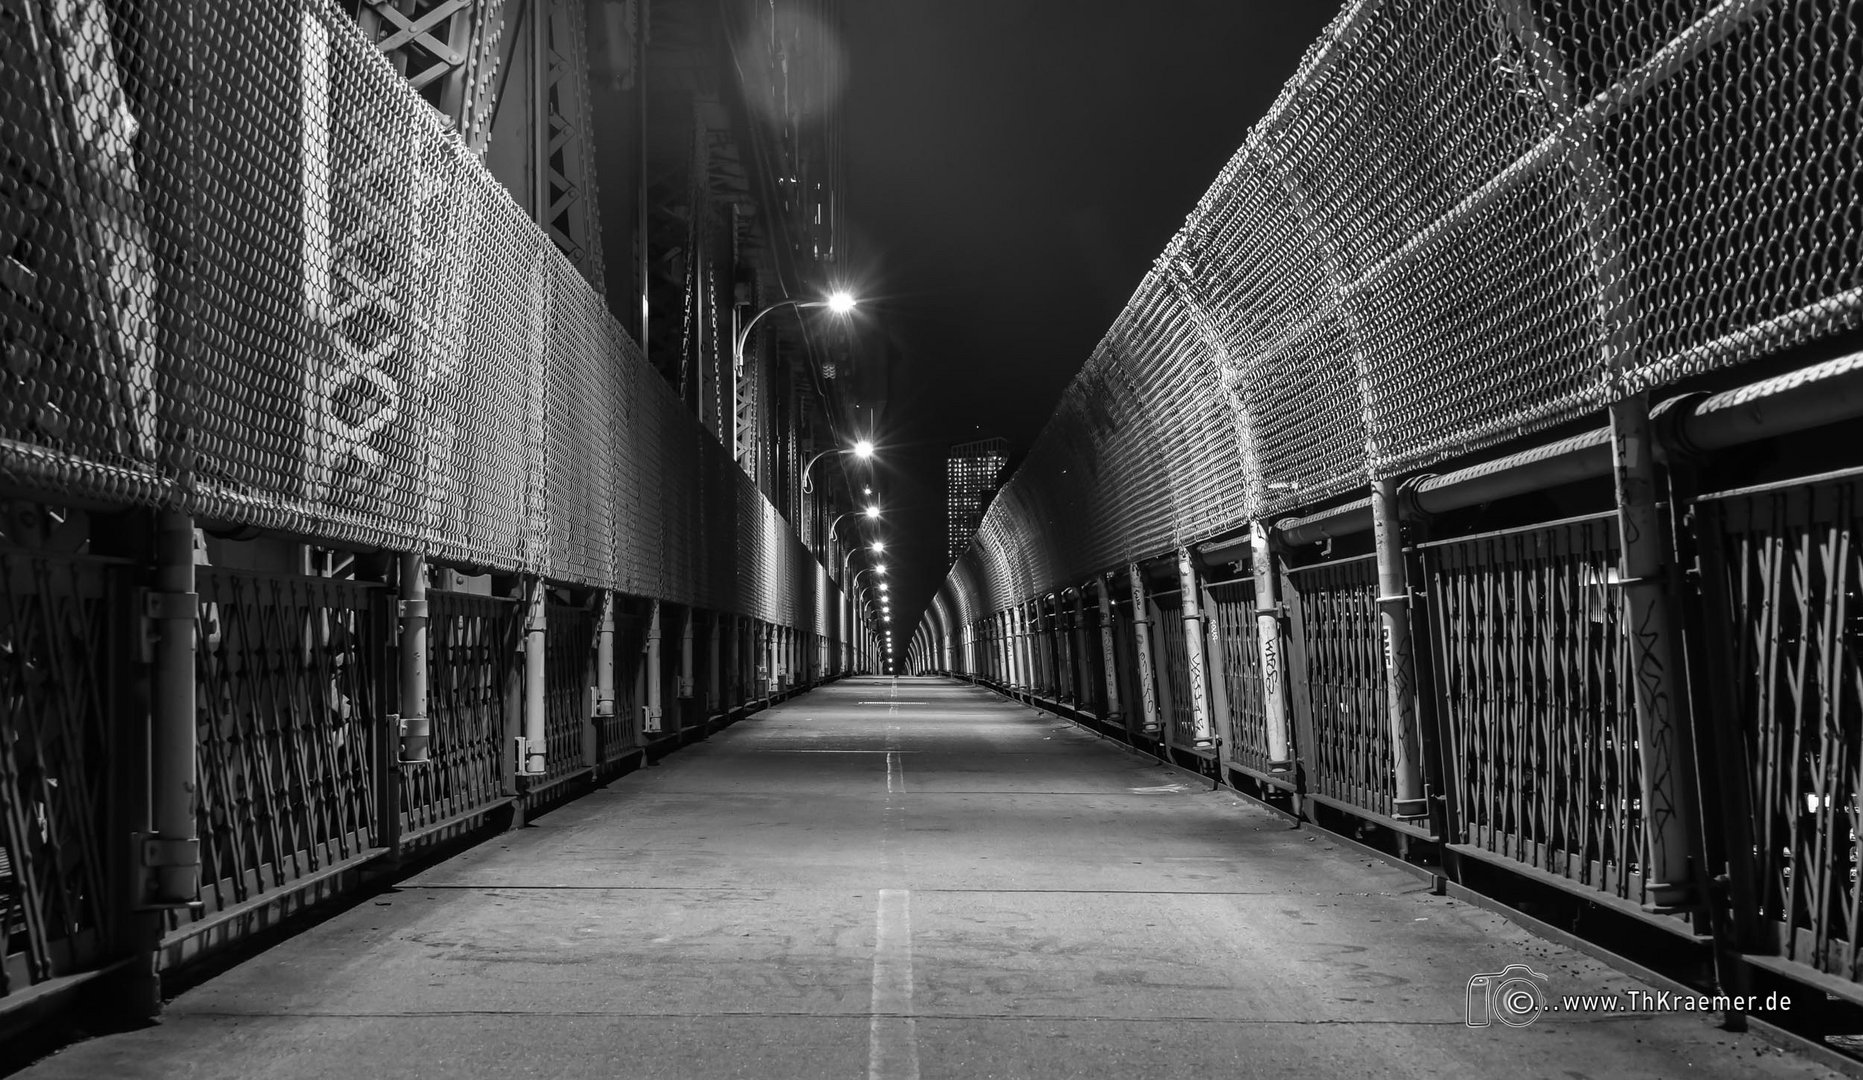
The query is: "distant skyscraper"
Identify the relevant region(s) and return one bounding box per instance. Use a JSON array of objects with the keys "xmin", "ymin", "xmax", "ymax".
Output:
[{"xmin": 946, "ymin": 437, "xmax": 1010, "ymax": 564}]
